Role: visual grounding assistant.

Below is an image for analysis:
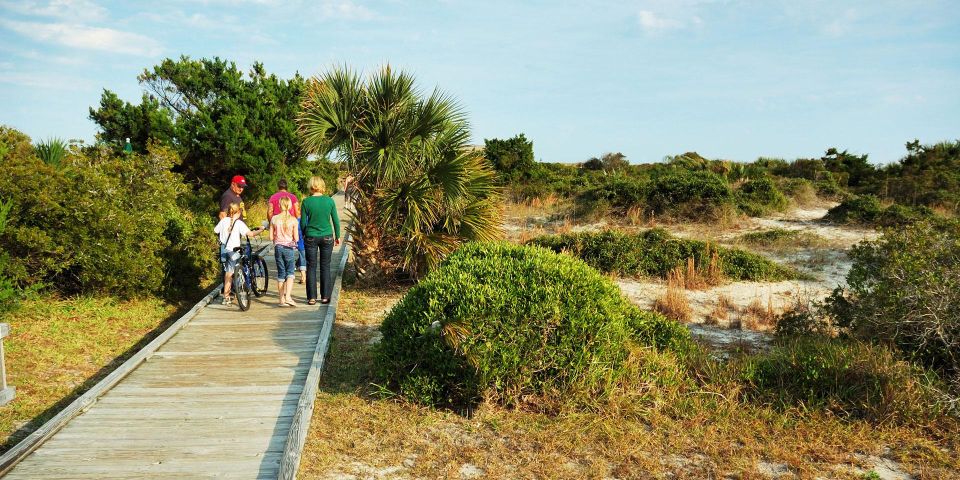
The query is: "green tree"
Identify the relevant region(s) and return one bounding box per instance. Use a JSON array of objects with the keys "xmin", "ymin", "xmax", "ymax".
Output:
[
  {"xmin": 484, "ymin": 133, "xmax": 535, "ymax": 180},
  {"xmin": 583, "ymin": 152, "xmax": 629, "ymax": 172},
  {"xmin": 89, "ymin": 56, "xmax": 324, "ymax": 200},
  {"xmin": 0, "ymin": 198, "xmax": 15, "ymax": 310},
  {"xmin": 821, "ymin": 147, "xmax": 875, "ymax": 188},
  {"xmin": 298, "ymin": 66, "xmax": 502, "ymax": 281},
  {"xmin": 34, "ymin": 137, "xmax": 69, "ymax": 168}
]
